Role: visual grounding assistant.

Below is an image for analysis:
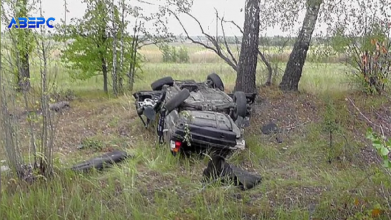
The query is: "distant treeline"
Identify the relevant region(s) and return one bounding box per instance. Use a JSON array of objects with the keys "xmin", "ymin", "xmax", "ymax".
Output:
[
  {"xmin": 0, "ymin": 31, "xmax": 343, "ymax": 48},
  {"xmin": 180, "ymin": 35, "xmax": 334, "ymax": 47}
]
